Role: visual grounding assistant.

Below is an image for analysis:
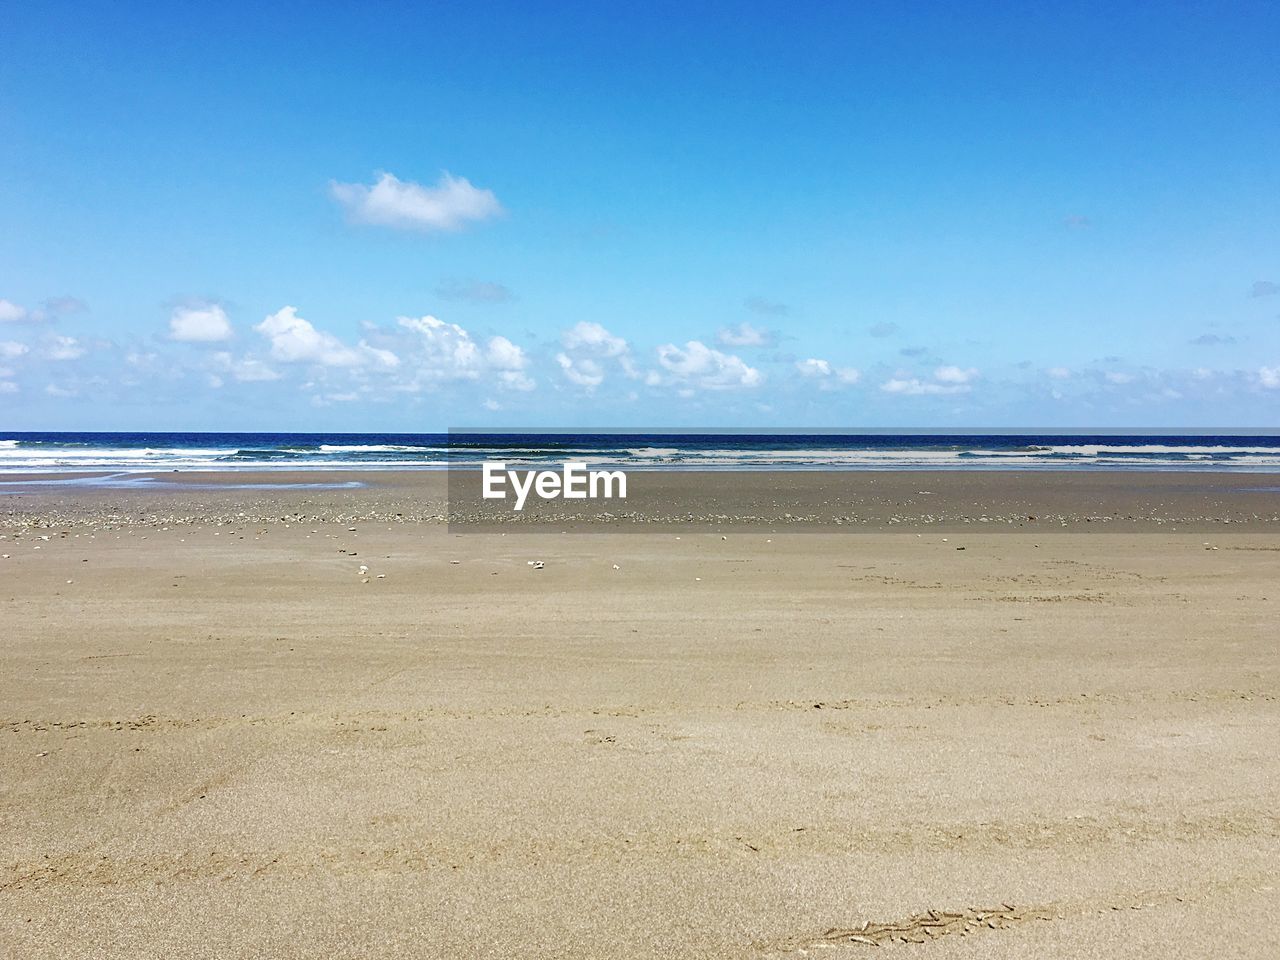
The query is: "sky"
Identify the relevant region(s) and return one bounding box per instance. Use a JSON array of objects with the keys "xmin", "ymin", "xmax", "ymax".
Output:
[{"xmin": 1, "ymin": 0, "xmax": 1278, "ymax": 431}]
